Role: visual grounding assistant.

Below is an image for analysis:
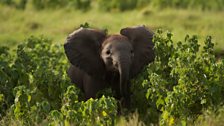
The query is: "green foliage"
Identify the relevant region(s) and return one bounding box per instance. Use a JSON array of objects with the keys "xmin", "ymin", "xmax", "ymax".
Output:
[
  {"xmin": 0, "ymin": 0, "xmax": 13, "ymax": 5},
  {"xmin": 32, "ymin": 0, "xmax": 70, "ymax": 9},
  {"xmin": 96, "ymin": 0, "xmax": 223, "ymax": 12},
  {"xmin": 48, "ymin": 86, "xmax": 118, "ymax": 126},
  {"xmin": 67, "ymin": 0, "xmax": 91, "ymax": 11},
  {"xmin": 97, "ymin": 0, "xmax": 149, "ymax": 11},
  {"xmin": 0, "ymin": 35, "xmax": 118, "ymax": 125},
  {"xmin": 0, "ymin": 46, "xmax": 15, "ymax": 117},
  {"xmin": 0, "ymin": 0, "xmax": 91, "ymax": 10},
  {"xmin": 194, "ymin": 106, "xmax": 224, "ymax": 126},
  {"xmin": 11, "ymin": 85, "xmax": 51, "ymax": 125},
  {"xmin": 56, "ymin": 86, "xmax": 117, "ymax": 125},
  {"xmin": 97, "ymin": 0, "xmax": 138, "ymax": 11},
  {"xmin": 0, "ymin": 31, "xmax": 224, "ymax": 125},
  {"xmin": 133, "ymin": 30, "xmax": 224, "ymax": 125},
  {"xmin": 14, "ymin": 36, "xmax": 70, "ymax": 109},
  {"xmin": 0, "ymin": 0, "xmax": 27, "ymax": 9},
  {"xmin": 2, "ymin": 0, "xmax": 224, "ymax": 11},
  {"xmin": 151, "ymin": 0, "xmax": 224, "ymax": 11},
  {"xmin": 130, "ymin": 68, "xmax": 160, "ymax": 124},
  {"xmin": 0, "ymin": 35, "xmax": 71, "ymax": 125},
  {"xmin": 80, "ymin": 22, "xmax": 90, "ymax": 28}
]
